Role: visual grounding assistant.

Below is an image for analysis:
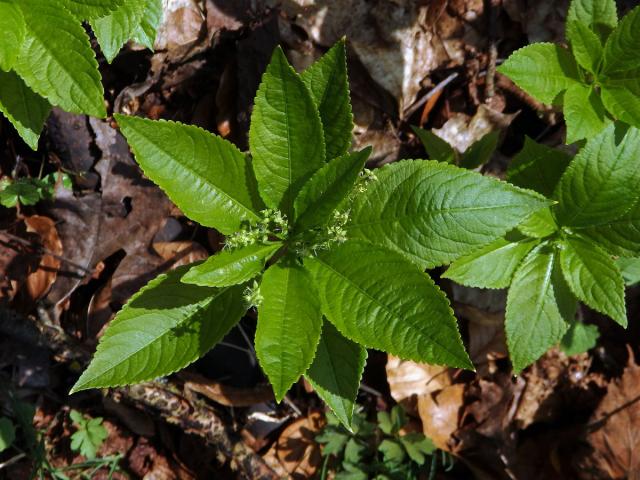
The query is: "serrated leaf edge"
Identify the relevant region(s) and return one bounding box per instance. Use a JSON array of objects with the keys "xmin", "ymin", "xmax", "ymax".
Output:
[
  {"xmin": 70, "ymin": 274, "xmax": 243, "ymax": 393},
  {"xmin": 309, "ymin": 239, "xmax": 474, "ymax": 370}
]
